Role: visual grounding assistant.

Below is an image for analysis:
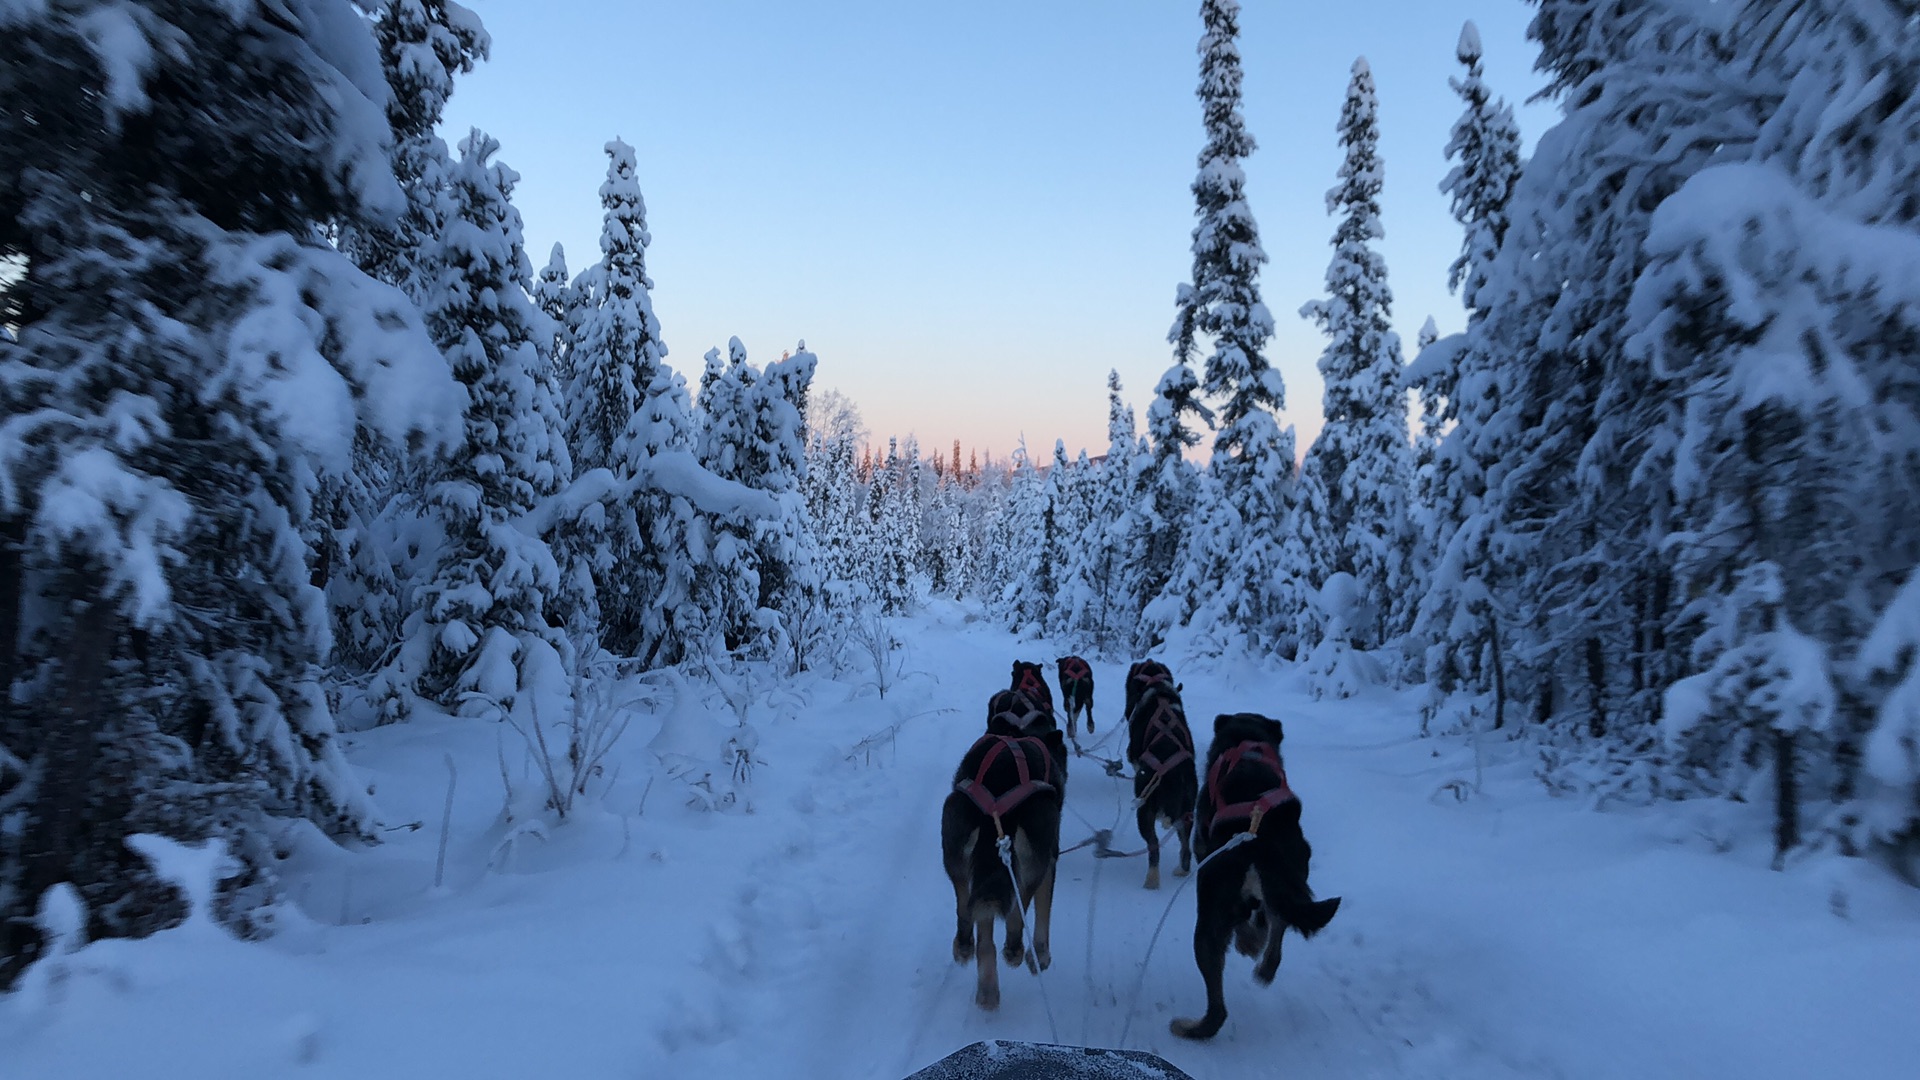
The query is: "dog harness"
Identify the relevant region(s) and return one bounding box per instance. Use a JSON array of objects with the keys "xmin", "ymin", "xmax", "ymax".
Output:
[
  {"xmin": 1013, "ymin": 666, "xmax": 1054, "ymax": 711},
  {"xmin": 956, "ymin": 733, "xmax": 1057, "ymax": 837},
  {"xmin": 1058, "ymin": 657, "xmax": 1092, "ymax": 686},
  {"xmin": 1135, "ymin": 695, "xmax": 1194, "ymax": 779},
  {"xmin": 989, "ymin": 691, "xmax": 1052, "ymax": 733},
  {"xmin": 1127, "ymin": 665, "xmax": 1173, "ymax": 698},
  {"xmin": 1205, "ymin": 740, "xmax": 1296, "ymax": 838}
]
